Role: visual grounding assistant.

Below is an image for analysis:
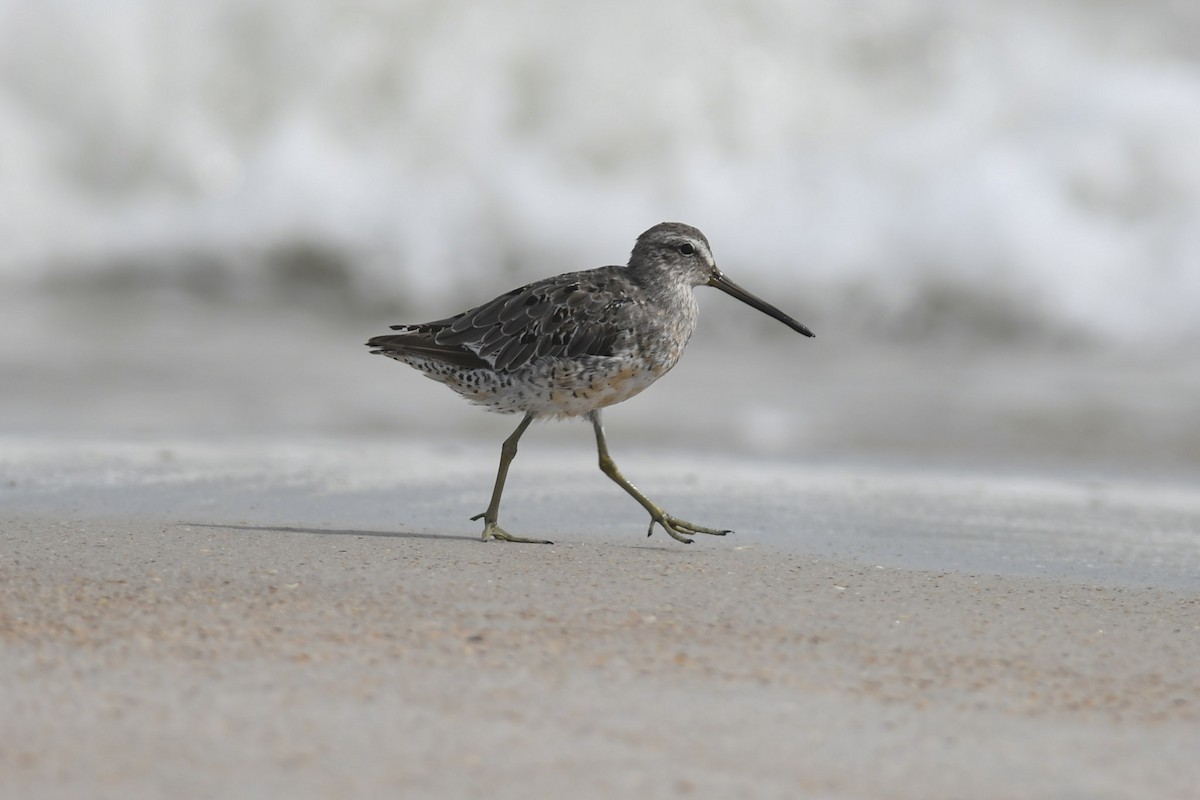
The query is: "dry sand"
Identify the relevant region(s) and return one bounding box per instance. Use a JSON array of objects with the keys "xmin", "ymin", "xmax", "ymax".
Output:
[{"xmin": 2, "ymin": 438, "xmax": 1198, "ymax": 799}]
